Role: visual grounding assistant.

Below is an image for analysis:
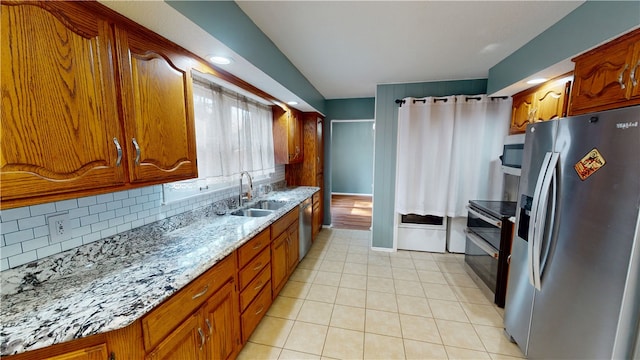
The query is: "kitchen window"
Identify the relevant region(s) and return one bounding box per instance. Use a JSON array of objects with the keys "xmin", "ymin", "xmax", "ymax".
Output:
[{"xmin": 163, "ymin": 76, "xmax": 275, "ymax": 203}]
